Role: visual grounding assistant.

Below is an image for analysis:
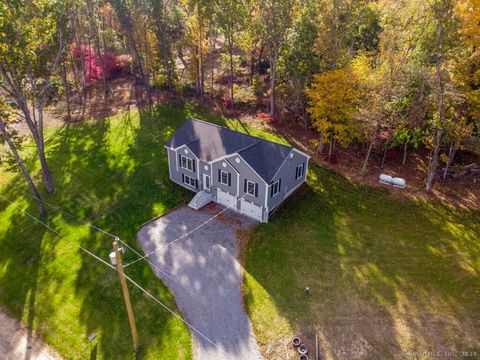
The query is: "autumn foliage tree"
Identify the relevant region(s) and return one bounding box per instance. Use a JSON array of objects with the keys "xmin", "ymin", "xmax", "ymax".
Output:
[
  {"xmin": 307, "ymin": 68, "xmax": 359, "ymax": 157},
  {"xmin": 0, "ymin": 0, "xmax": 70, "ymax": 193}
]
